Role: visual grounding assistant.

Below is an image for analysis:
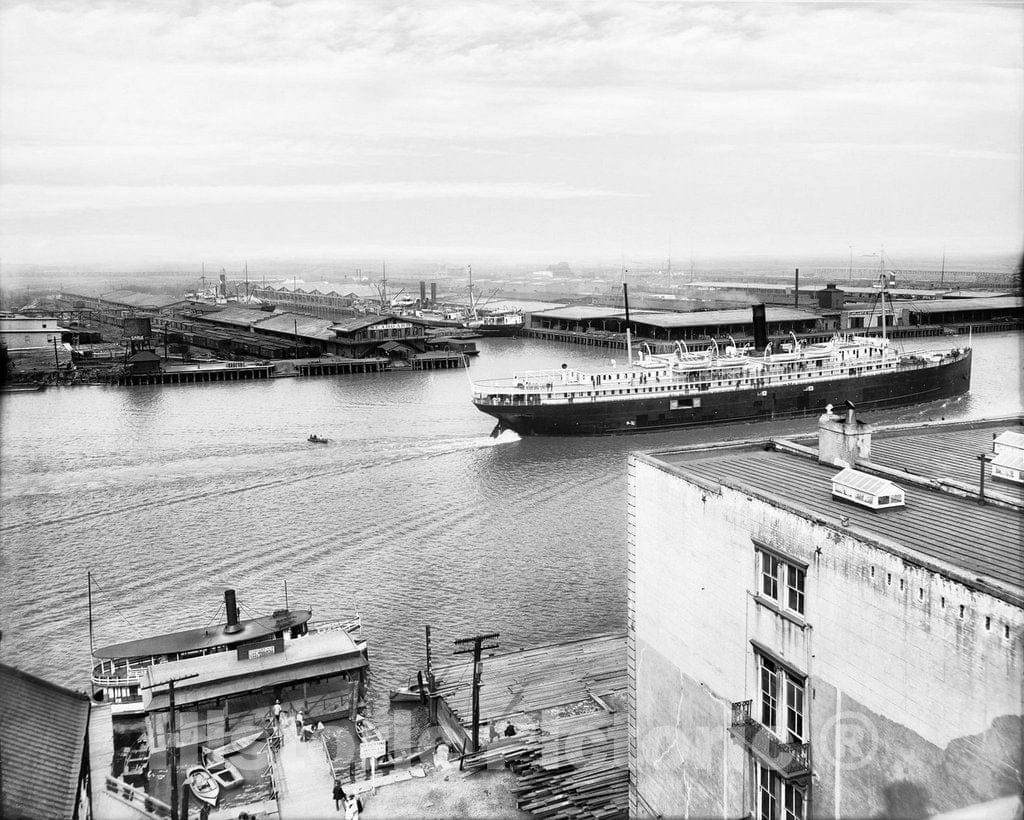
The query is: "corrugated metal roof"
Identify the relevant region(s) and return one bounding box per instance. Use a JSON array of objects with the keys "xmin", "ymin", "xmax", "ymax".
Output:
[
  {"xmin": 907, "ymin": 296, "xmax": 1023, "ymax": 313},
  {"xmin": 532, "ymin": 306, "xmax": 818, "ymax": 326},
  {"xmin": 332, "ymin": 315, "xmax": 407, "ymax": 333},
  {"xmin": 100, "ymin": 290, "xmax": 188, "ymax": 309},
  {"xmin": 866, "ymin": 421, "xmax": 1024, "ymax": 506},
  {"xmin": 657, "ymin": 436, "xmax": 1024, "ymax": 594},
  {"xmin": 199, "ymin": 306, "xmax": 278, "ymax": 327},
  {"xmin": 629, "ymin": 307, "xmax": 818, "ymax": 328},
  {"xmin": 0, "ymin": 664, "xmax": 90, "ymax": 820},
  {"xmin": 533, "ymin": 306, "xmax": 625, "ymax": 320},
  {"xmin": 256, "ymin": 313, "xmax": 338, "ymax": 341}
]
